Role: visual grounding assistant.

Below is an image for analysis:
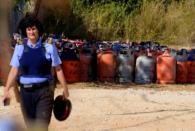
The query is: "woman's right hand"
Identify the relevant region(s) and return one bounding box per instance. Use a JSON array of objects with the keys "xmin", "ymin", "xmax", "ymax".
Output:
[
  {"xmin": 2, "ymin": 67, "xmax": 19, "ymax": 106},
  {"xmin": 2, "ymin": 88, "xmax": 11, "ymax": 106}
]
